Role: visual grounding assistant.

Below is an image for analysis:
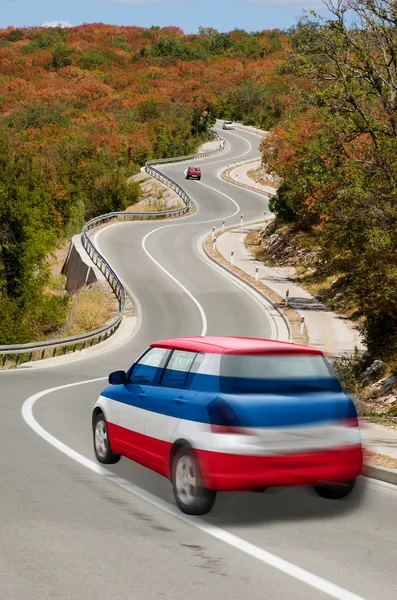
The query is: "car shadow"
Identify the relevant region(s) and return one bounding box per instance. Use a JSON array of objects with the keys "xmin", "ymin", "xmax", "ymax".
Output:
[
  {"xmin": 203, "ymin": 481, "xmax": 366, "ymax": 527},
  {"xmin": 109, "ymin": 459, "xmax": 367, "ymax": 527}
]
